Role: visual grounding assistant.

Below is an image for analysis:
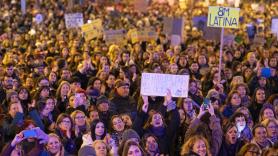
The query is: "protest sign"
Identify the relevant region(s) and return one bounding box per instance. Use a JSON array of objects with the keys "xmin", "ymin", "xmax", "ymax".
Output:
[
  {"xmin": 223, "ymin": 35, "xmax": 235, "ymax": 45},
  {"xmin": 271, "ymin": 18, "xmax": 278, "ymax": 34},
  {"xmin": 104, "ymin": 29, "xmax": 126, "ymax": 45},
  {"xmin": 246, "ymin": 24, "xmax": 256, "ymax": 40},
  {"xmin": 203, "ymin": 26, "xmax": 221, "ymax": 41},
  {"xmin": 64, "ymin": 13, "xmax": 84, "ymax": 29},
  {"xmin": 133, "ymin": 0, "xmax": 149, "ymax": 12},
  {"xmin": 141, "ymin": 73, "xmax": 189, "ymax": 97},
  {"xmin": 207, "ymin": 6, "xmax": 240, "ymax": 29},
  {"xmin": 163, "ymin": 17, "xmax": 184, "ymax": 39},
  {"xmin": 130, "ymin": 28, "xmax": 158, "ymax": 44},
  {"xmin": 21, "ymin": 0, "xmax": 26, "ymax": 15},
  {"xmin": 163, "ymin": 17, "xmax": 173, "ymax": 35},
  {"xmin": 171, "ymin": 35, "xmax": 181, "ymax": 46},
  {"xmin": 81, "ymin": 19, "xmax": 102, "ymax": 41},
  {"xmin": 192, "ymin": 16, "xmax": 207, "ymax": 31}
]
